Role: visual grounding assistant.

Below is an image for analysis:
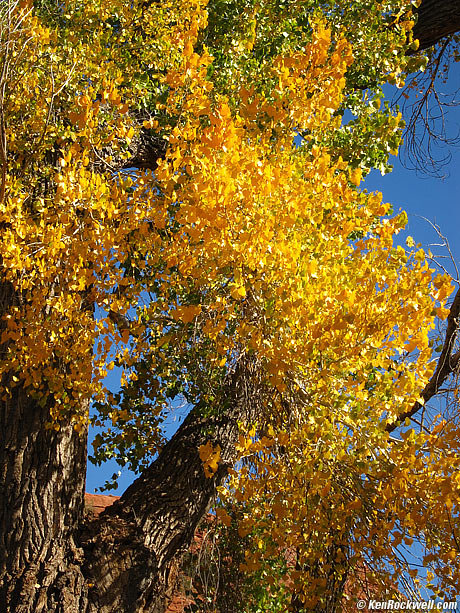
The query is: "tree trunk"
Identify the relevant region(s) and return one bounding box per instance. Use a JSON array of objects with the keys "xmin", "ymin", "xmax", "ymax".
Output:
[
  {"xmin": 0, "ymin": 281, "xmax": 89, "ymax": 611},
  {"xmin": 0, "ymin": 317, "xmax": 263, "ymax": 613},
  {"xmin": 0, "ymin": 389, "xmax": 89, "ymax": 612},
  {"xmin": 413, "ymin": 0, "xmax": 460, "ymax": 51}
]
